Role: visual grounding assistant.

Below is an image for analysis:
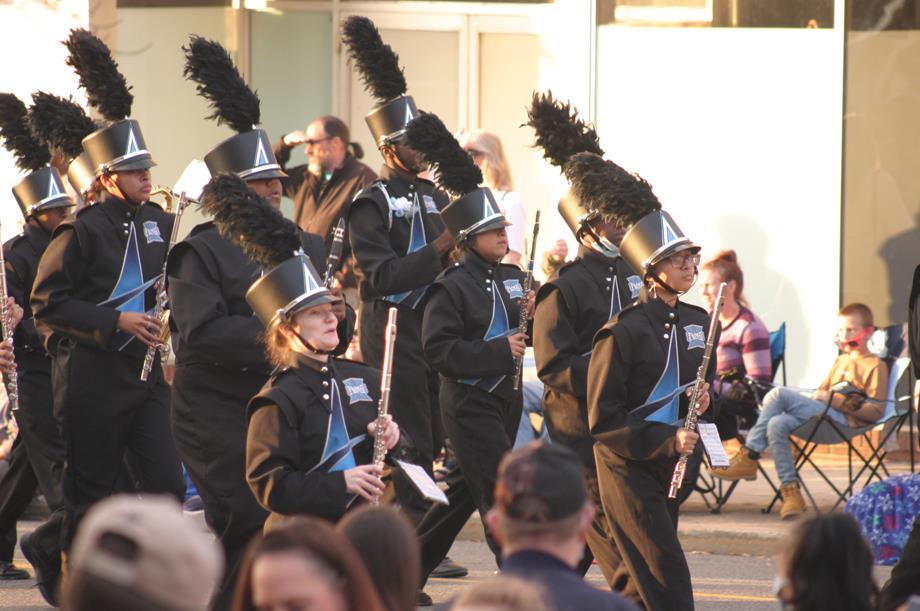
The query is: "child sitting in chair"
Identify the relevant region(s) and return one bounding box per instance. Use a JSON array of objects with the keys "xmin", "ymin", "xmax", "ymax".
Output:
[{"xmin": 712, "ymin": 303, "xmax": 888, "ymax": 519}]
